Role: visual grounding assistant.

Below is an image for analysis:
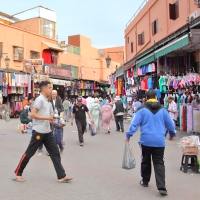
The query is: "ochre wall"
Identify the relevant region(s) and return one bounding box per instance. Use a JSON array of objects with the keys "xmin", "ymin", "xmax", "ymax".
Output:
[
  {"xmin": 11, "ymin": 18, "xmax": 40, "ymax": 35},
  {"xmin": 0, "ymin": 23, "xmax": 57, "ymax": 70},
  {"xmin": 0, "ymin": 22, "xmax": 123, "ymax": 83}
]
